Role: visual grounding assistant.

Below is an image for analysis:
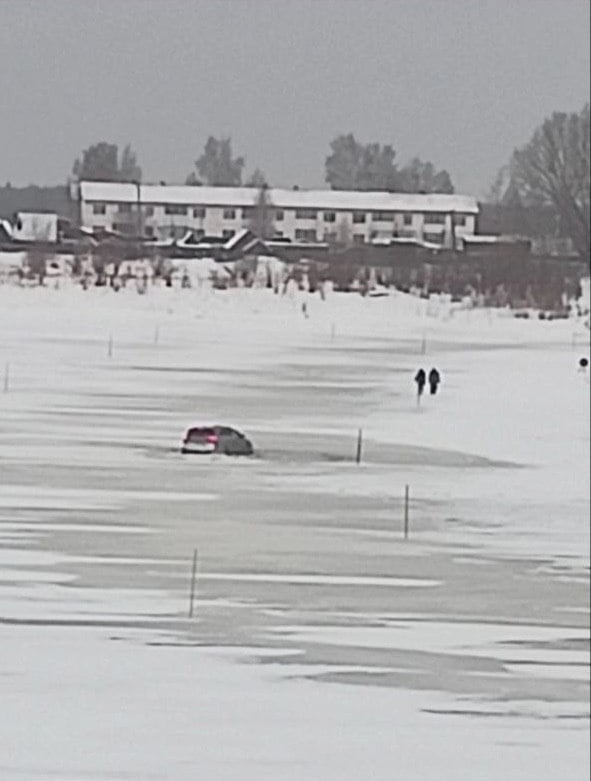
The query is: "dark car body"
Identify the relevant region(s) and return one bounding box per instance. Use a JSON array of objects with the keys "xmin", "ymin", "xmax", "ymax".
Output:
[{"xmin": 181, "ymin": 425, "xmax": 254, "ymax": 456}]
